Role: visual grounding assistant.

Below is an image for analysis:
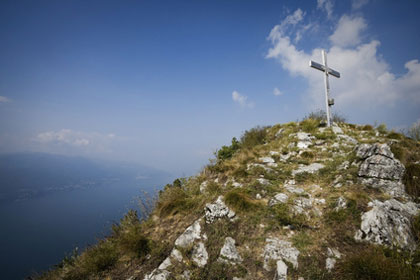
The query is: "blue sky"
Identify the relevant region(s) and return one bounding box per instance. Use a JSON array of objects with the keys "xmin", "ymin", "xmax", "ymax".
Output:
[{"xmin": 1, "ymin": 0, "xmax": 419, "ymax": 176}]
